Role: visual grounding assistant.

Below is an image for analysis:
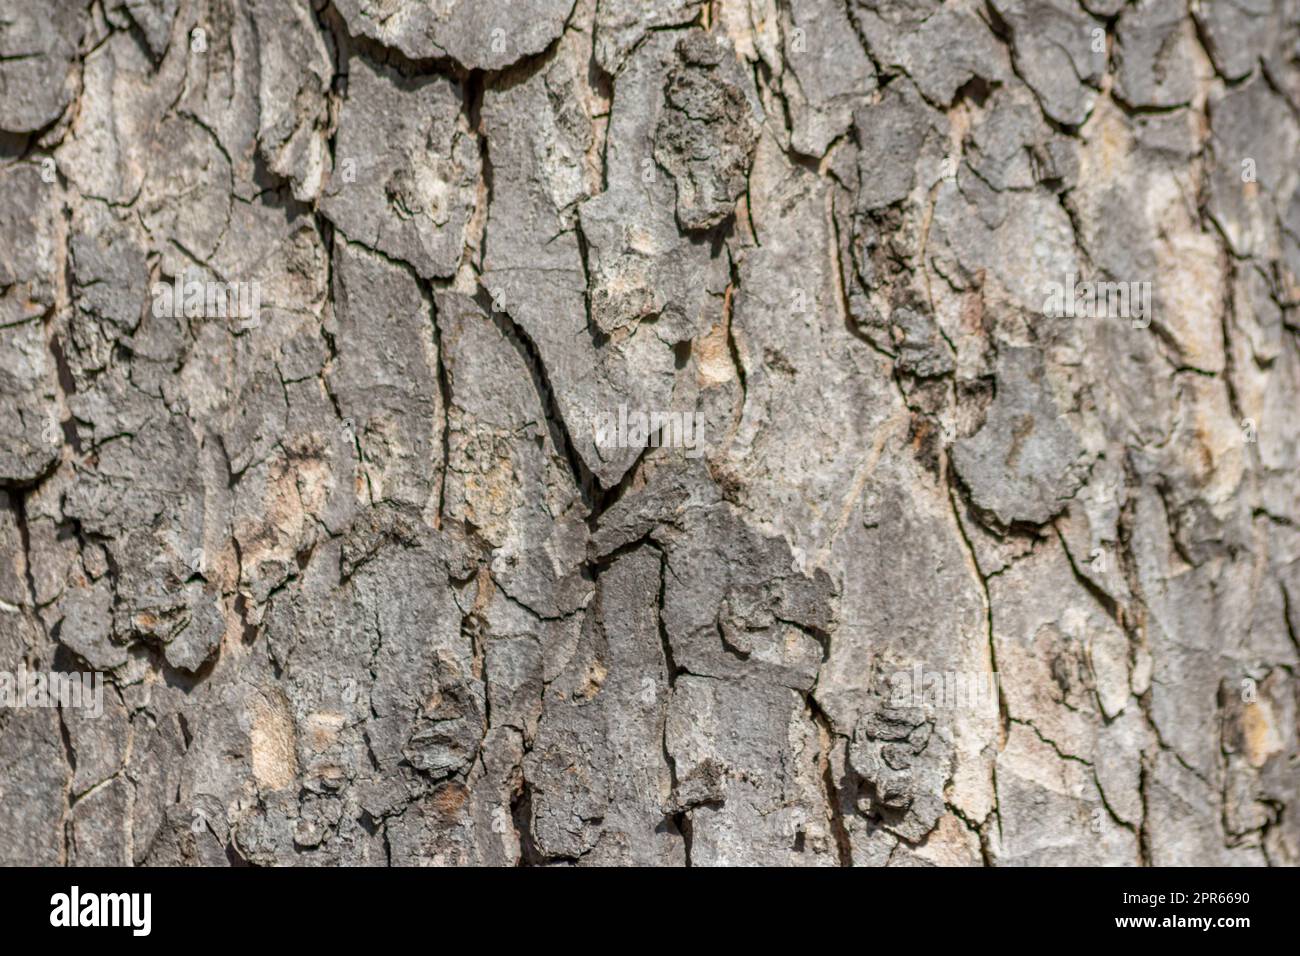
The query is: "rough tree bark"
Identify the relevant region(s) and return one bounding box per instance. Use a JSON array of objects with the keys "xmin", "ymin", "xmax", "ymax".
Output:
[{"xmin": 0, "ymin": 0, "xmax": 1298, "ymax": 867}]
